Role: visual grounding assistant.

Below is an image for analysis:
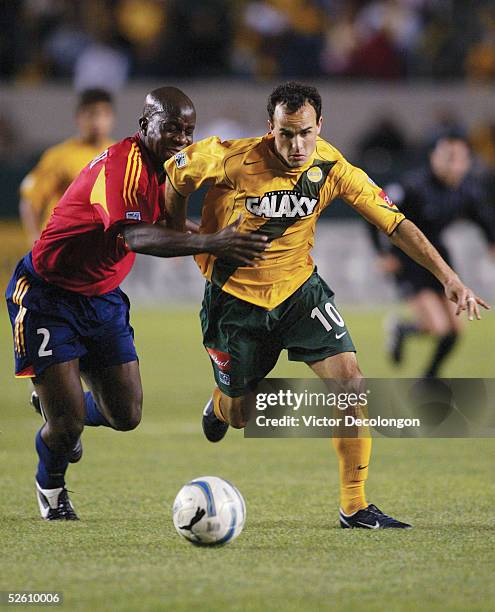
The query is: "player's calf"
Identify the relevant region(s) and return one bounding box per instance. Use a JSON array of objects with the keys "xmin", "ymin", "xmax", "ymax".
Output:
[
  {"xmin": 217, "ymin": 392, "xmax": 252, "ymax": 429},
  {"xmin": 42, "ymin": 415, "xmax": 84, "ymax": 456},
  {"xmin": 82, "ymin": 365, "xmax": 143, "ymax": 431},
  {"xmin": 31, "ymin": 392, "xmax": 83, "ymax": 463}
]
